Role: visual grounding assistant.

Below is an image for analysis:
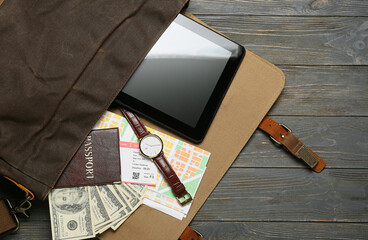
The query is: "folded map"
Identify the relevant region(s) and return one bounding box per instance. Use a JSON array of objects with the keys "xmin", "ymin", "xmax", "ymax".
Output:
[{"xmin": 94, "ymin": 111, "xmax": 210, "ymax": 220}]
